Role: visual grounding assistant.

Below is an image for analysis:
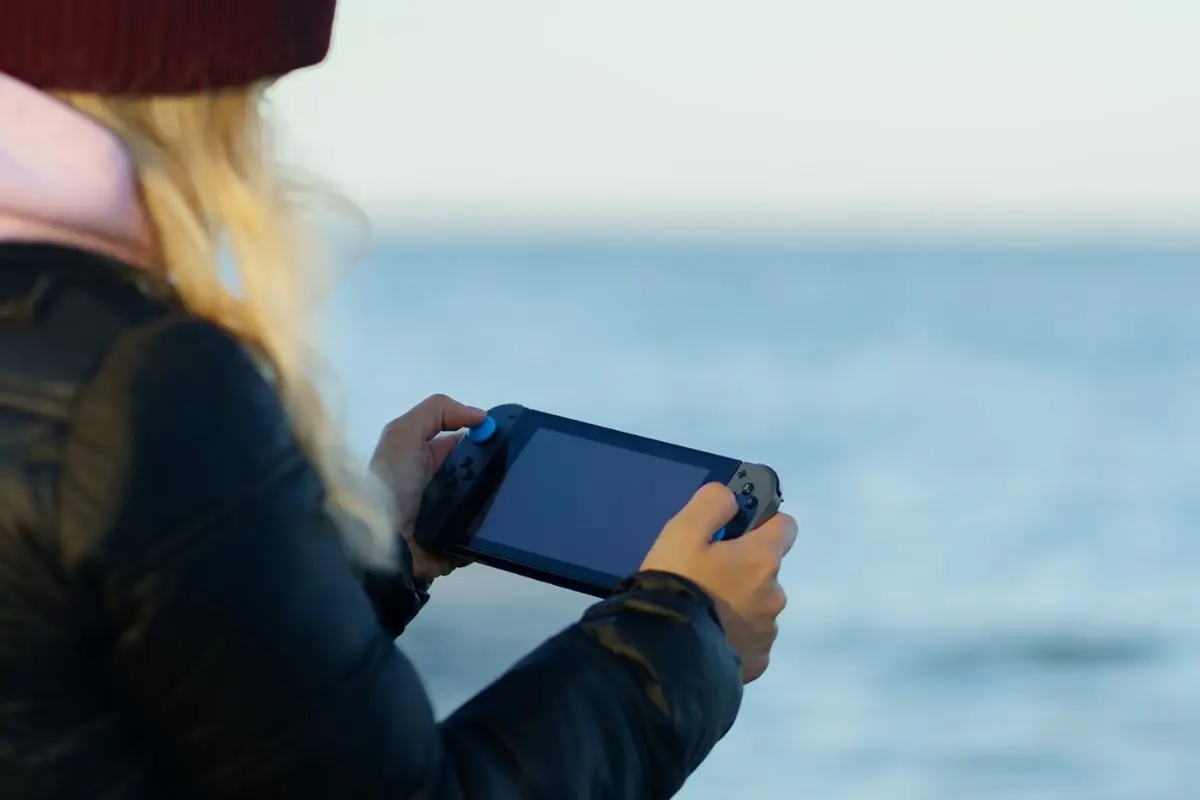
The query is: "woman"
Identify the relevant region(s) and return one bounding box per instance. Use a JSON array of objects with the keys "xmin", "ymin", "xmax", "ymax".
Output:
[{"xmin": 0, "ymin": 2, "xmax": 798, "ymax": 798}]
